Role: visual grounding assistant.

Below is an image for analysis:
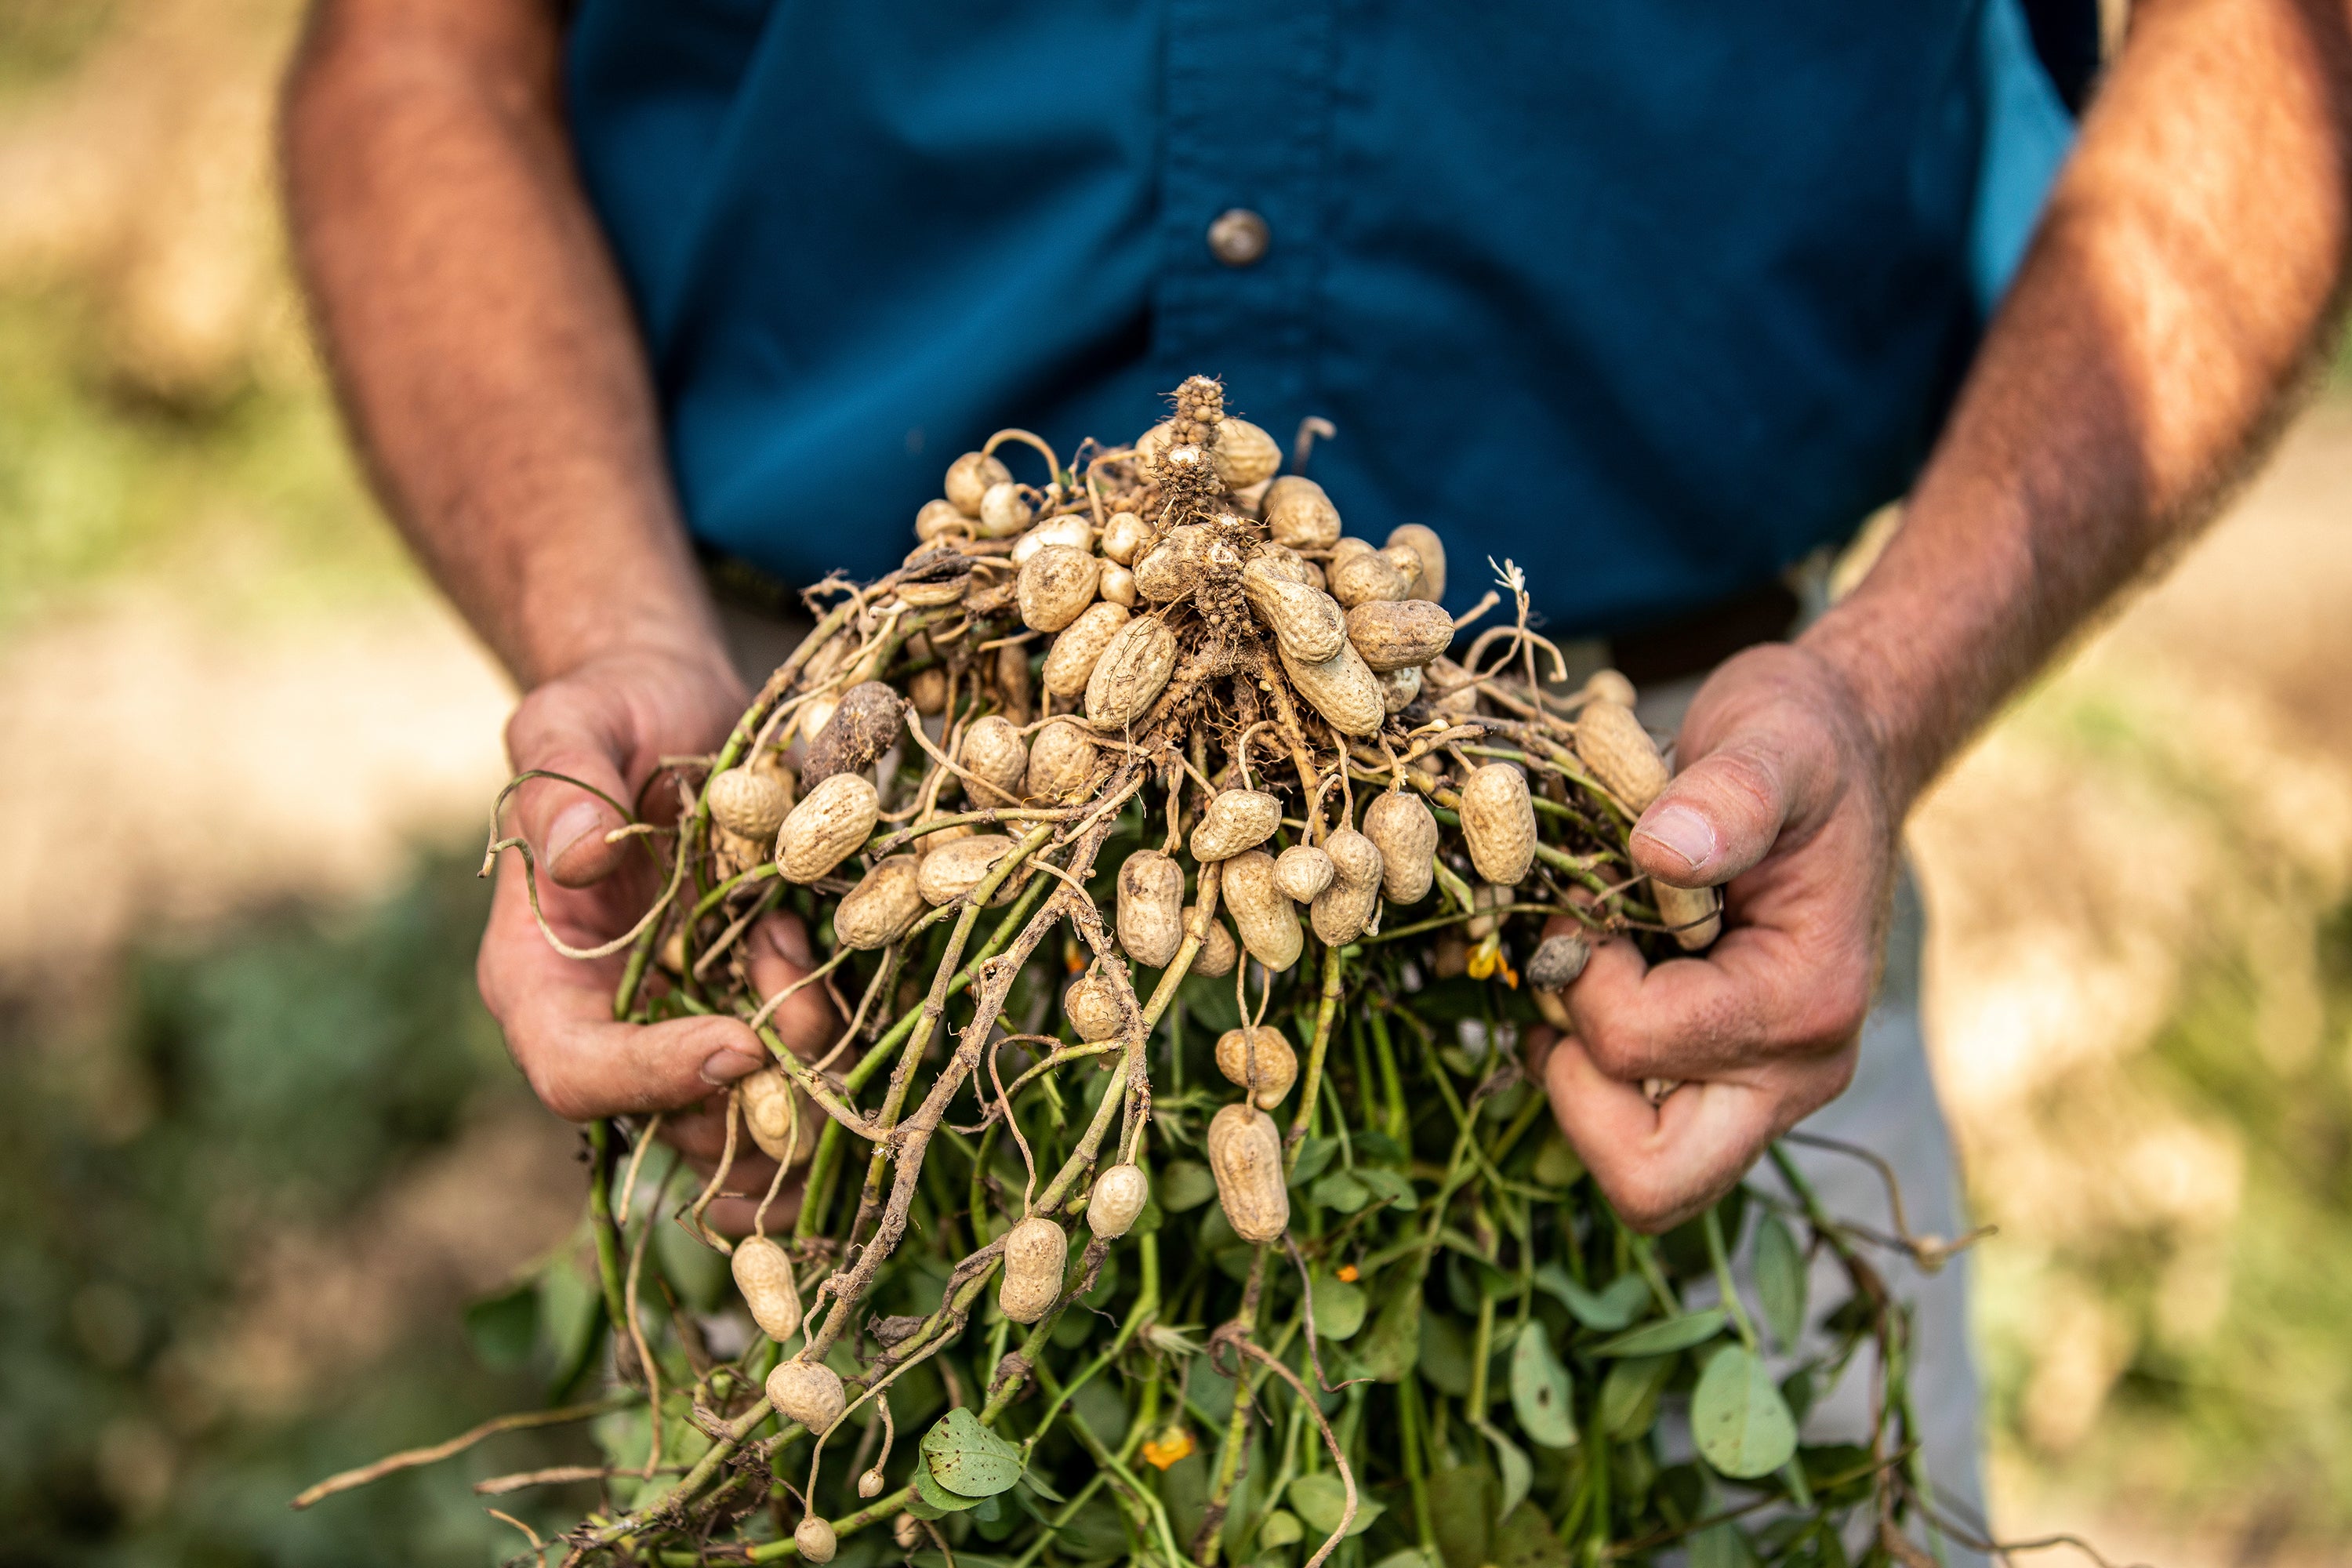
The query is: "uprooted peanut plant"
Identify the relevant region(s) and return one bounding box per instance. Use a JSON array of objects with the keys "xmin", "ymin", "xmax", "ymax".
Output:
[{"xmin": 298, "ymin": 378, "xmax": 1999, "ymax": 1568}]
